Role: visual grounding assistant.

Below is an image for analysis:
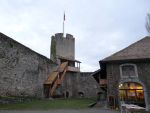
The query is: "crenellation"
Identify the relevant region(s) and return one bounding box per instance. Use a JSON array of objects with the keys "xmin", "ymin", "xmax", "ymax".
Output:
[{"xmin": 55, "ymin": 33, "xmax": 63, "ymax": 38}]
